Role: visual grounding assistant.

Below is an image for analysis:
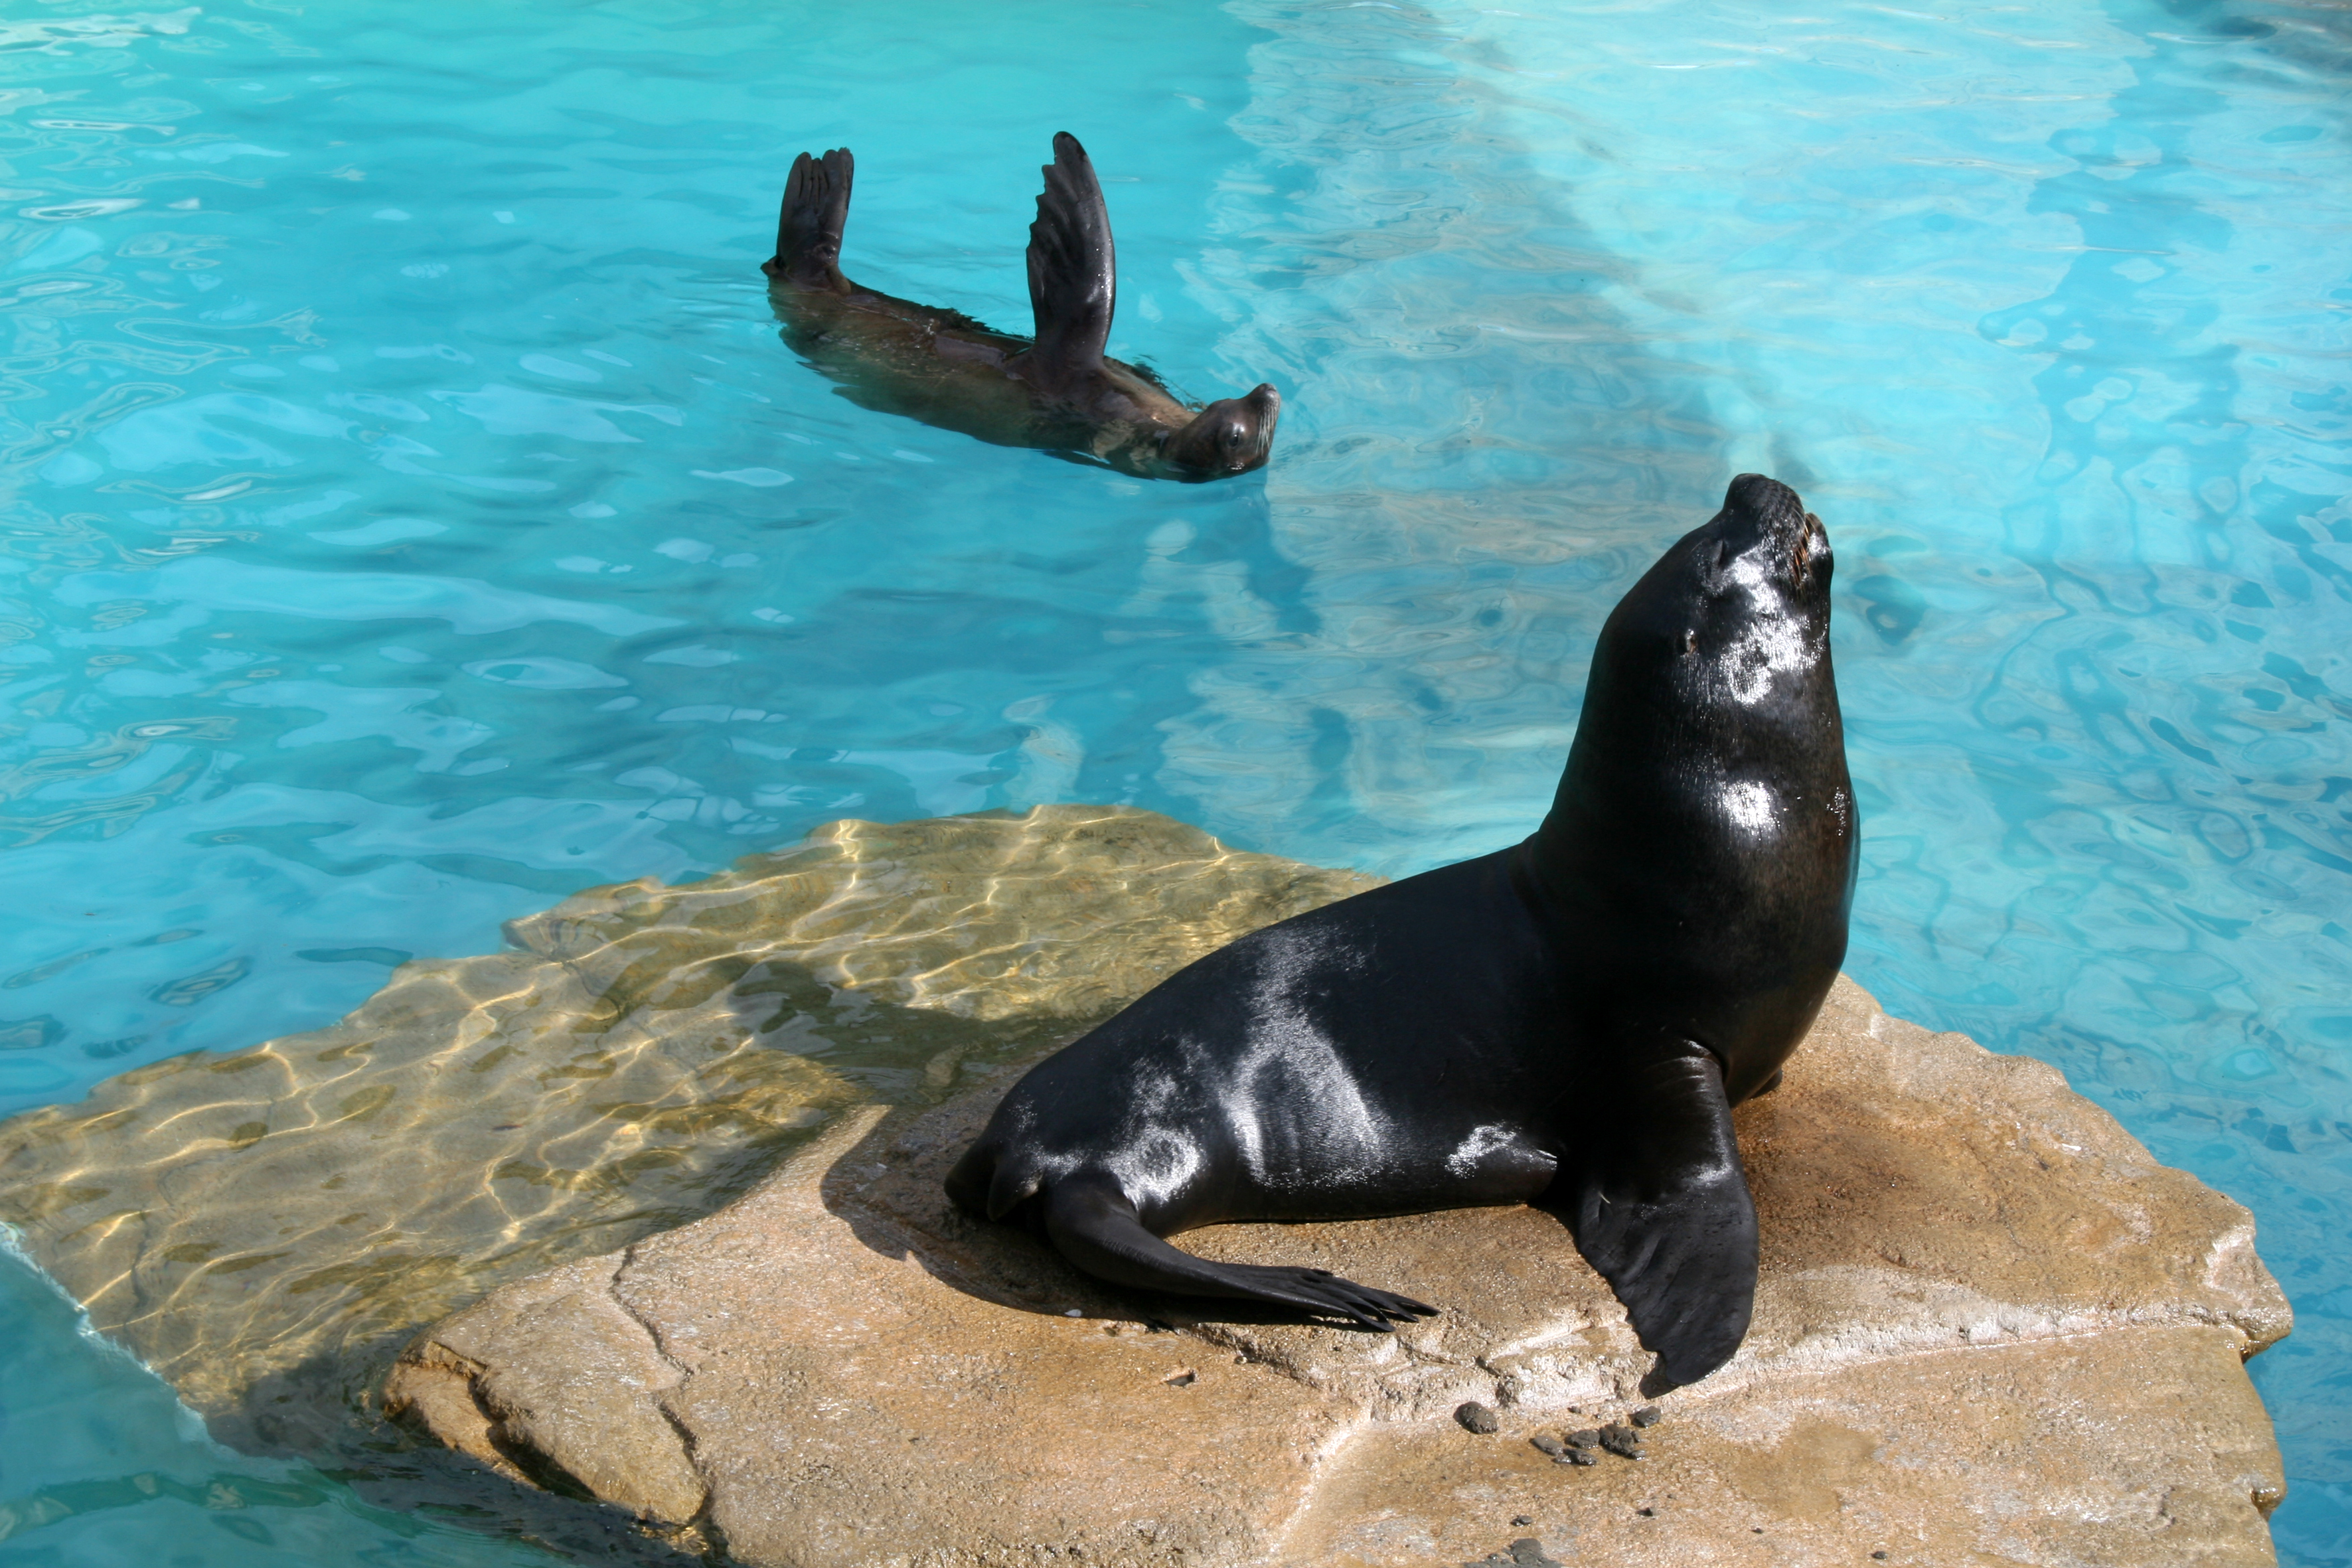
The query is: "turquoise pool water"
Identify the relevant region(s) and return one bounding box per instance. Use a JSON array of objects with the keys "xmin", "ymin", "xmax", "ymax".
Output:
[{"xmin": 1, "ymin": 0, "xmax": 2347, "ymax": 1559}]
